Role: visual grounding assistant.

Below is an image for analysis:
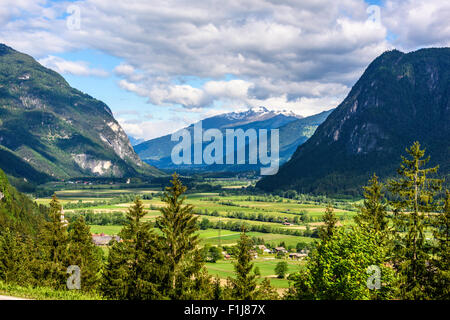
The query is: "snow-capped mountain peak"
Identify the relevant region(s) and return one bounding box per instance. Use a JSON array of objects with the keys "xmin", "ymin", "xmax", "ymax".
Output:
[
  {"xmin": 272, "ymin": 109, "xmax": 303, "ymax": 118},
  {"xmin": 223, "ymin": 106, "xmax": 301, "ymax": 121},
  {"xmin": 249, "ymin": 106, "xmax": 270, "ymax": 113}
]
